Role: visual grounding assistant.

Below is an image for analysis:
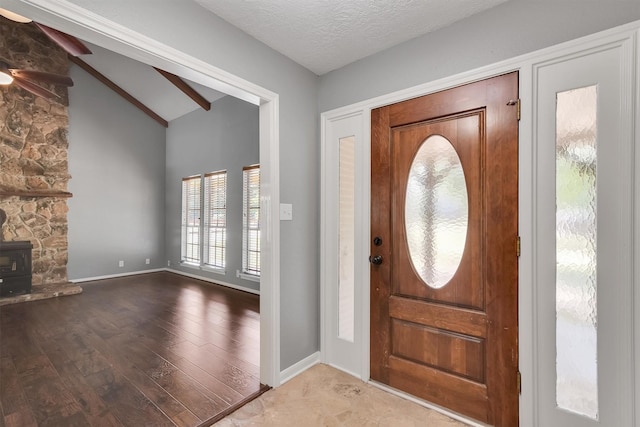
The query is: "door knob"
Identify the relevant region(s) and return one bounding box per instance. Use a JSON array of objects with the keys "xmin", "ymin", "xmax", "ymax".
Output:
[{"xmin": 370, "ymin": 255, "xmax": 383, "ymax": 265}]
